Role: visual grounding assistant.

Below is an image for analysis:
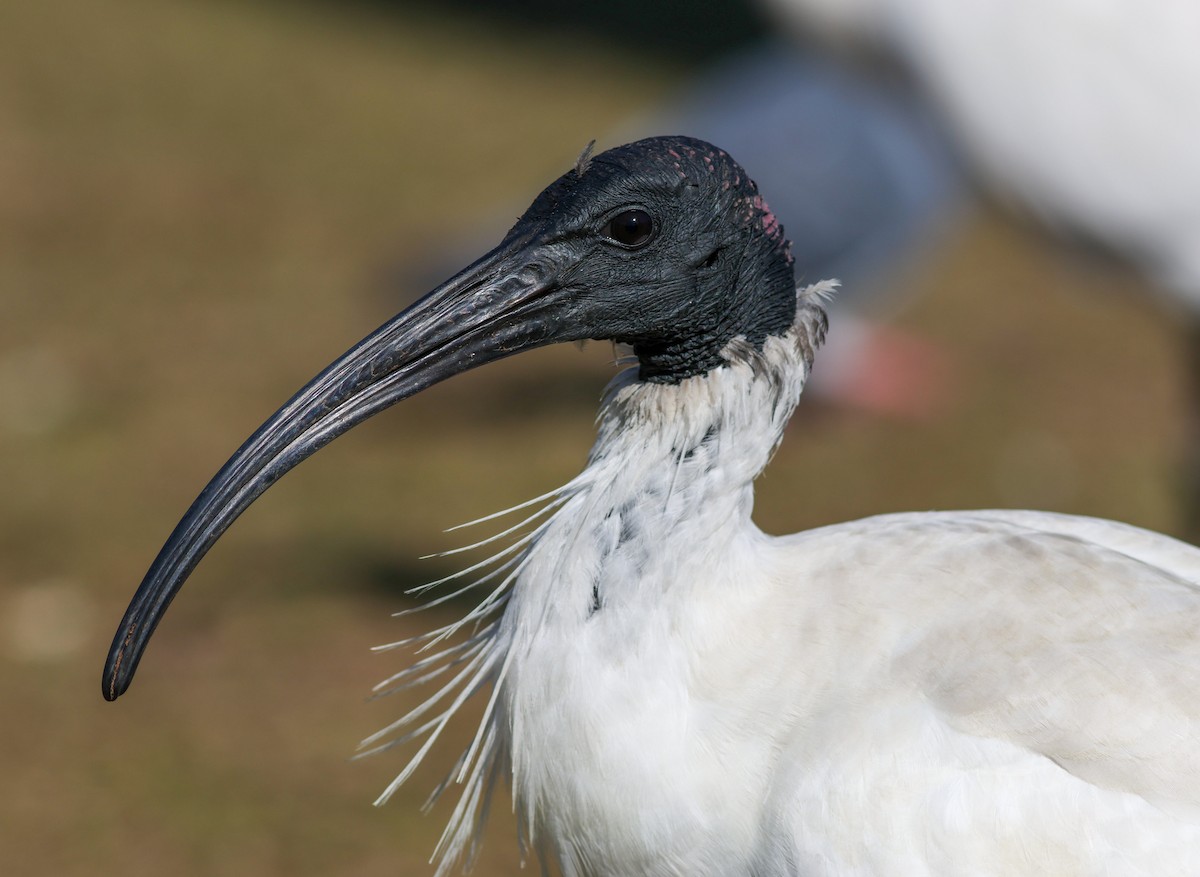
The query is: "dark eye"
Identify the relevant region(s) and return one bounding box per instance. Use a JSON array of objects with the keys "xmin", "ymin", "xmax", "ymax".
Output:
[{"xmin": 602, "ymin": 209, "xmax": 655, "ymax": 248}]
